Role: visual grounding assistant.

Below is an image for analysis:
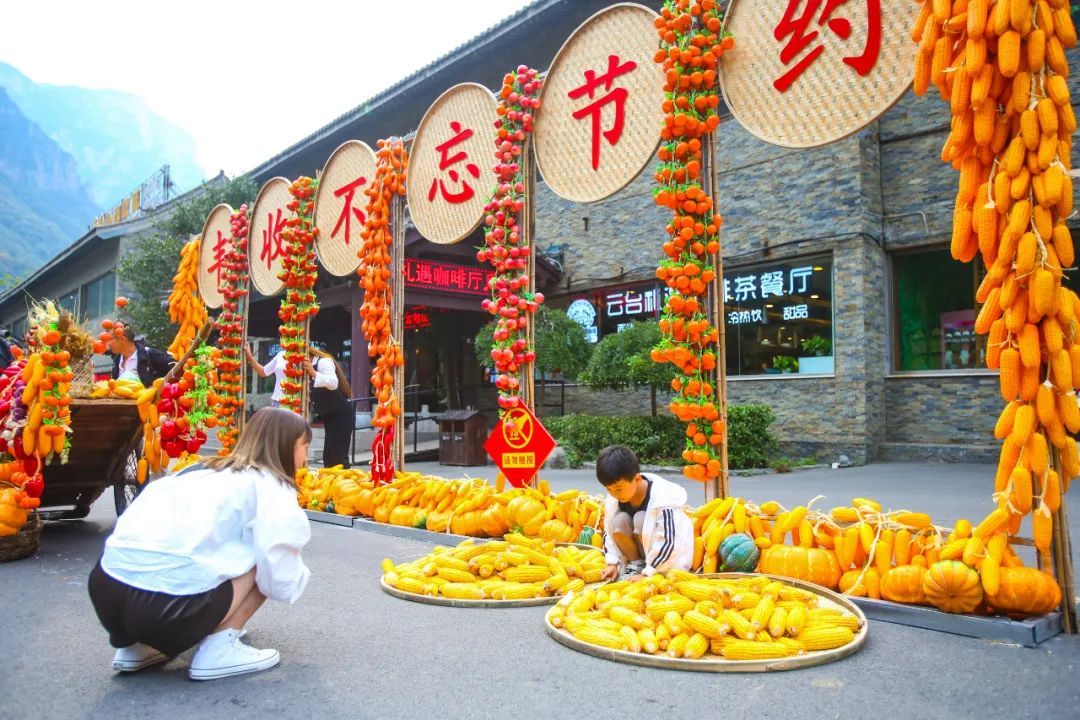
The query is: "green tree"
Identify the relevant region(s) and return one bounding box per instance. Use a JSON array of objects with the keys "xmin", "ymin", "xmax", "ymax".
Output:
[
  {"xmin": 118, "ymin": 176, "xmax": 258, "ymax": 348},
  {"xmin": 581, "ymin": 321, "xmax": 673, "ymax": 416},
  {"xmin": 474, "ymin": 306, "xmax": 591, "ymax": 411}
]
